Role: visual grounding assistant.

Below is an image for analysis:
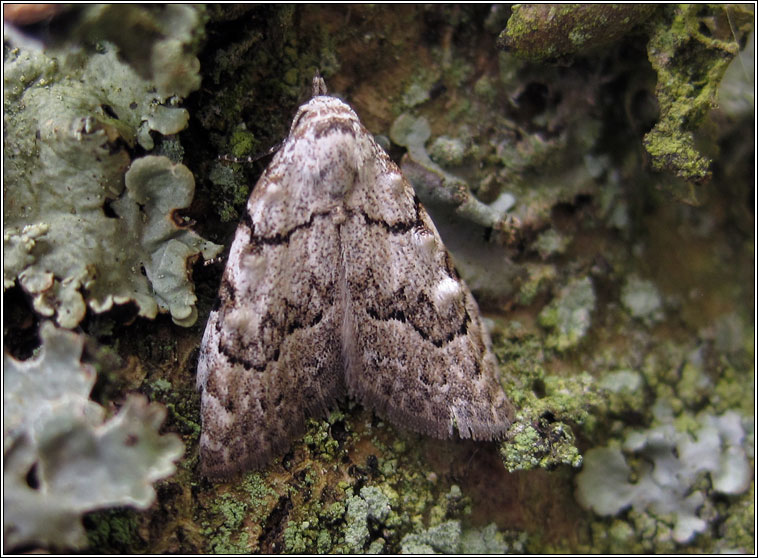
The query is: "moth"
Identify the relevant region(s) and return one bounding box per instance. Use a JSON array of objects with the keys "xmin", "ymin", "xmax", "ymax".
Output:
[{"xmin": 197, "ymin": 77, "xmax": 513, "ymax": 478}]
